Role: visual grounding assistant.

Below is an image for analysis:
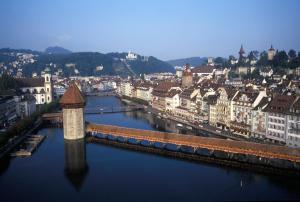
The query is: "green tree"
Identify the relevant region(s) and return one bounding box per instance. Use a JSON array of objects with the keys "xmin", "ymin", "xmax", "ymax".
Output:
[
  {"xmin": 288, "ymin": 49, "xmax": 297, "ymax": 59},
  {"xmin": 272, "ymin": 50, "xmax": 288, "ymax": 68},
  {"xmin": 257, "ymin": 51, "xmax": 268, "ymax": 66},
  {"xmin": 0, "ymin": 73, "xmax": 19, "ymax": 91}
]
